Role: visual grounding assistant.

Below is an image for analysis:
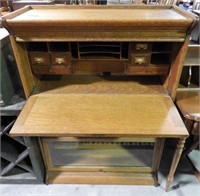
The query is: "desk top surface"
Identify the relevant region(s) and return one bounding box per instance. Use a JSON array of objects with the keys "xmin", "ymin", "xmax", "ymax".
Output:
[
  {"xmin": 2, "ymin": 5, "xmax": 196, "ymax": 42},
  {"xmin": 12, "ymin": 7, "xmax": 186, "ymax": 22},
  {"xmin": 3, "ymin": 5, "xmax": 194, "ymax": 26},
  {"xmin": 10, "ymin": 93, "xmax": 188, "ymax": 138}
]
